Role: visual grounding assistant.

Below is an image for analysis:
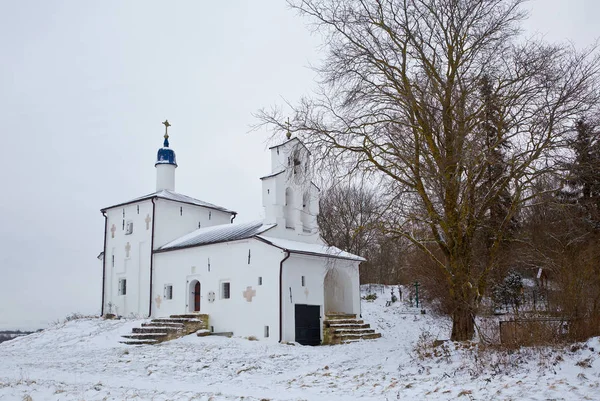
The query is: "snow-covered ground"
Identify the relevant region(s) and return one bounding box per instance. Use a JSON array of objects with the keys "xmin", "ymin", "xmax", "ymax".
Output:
[{"xmin": 1, "ymin": 288, "xmax": 600, "ymax": 401}]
